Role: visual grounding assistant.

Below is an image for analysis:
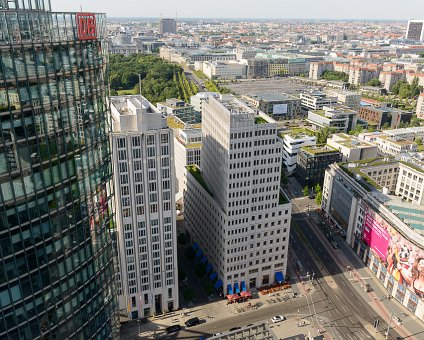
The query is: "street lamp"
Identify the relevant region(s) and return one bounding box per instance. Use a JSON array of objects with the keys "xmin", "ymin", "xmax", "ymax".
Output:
[{"xmin": 385, "ymin": 311, "xmax": 403, "ymax": 339}]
